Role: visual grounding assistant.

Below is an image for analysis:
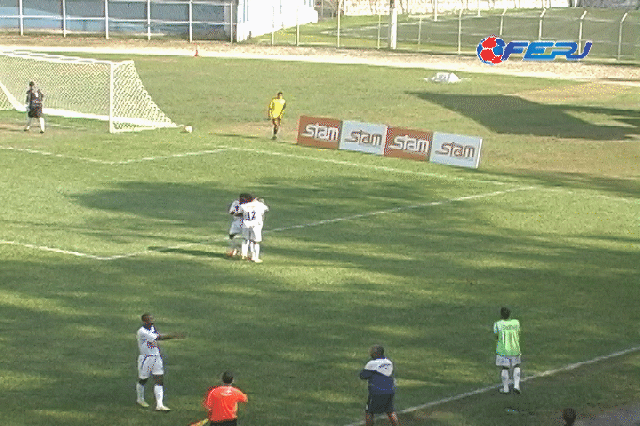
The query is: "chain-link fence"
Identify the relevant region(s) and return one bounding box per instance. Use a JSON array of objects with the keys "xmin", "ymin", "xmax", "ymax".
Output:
[{"xmin": 261, "ymin": 6, "xmax": 640, "ymax": 60}]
